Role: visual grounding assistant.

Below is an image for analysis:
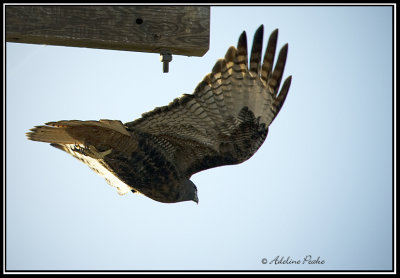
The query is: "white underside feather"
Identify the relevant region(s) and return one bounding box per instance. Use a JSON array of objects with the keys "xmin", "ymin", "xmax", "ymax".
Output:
[{"xmin": 64, "ymin": 144, "xmax": 134, "ymax": 195}]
